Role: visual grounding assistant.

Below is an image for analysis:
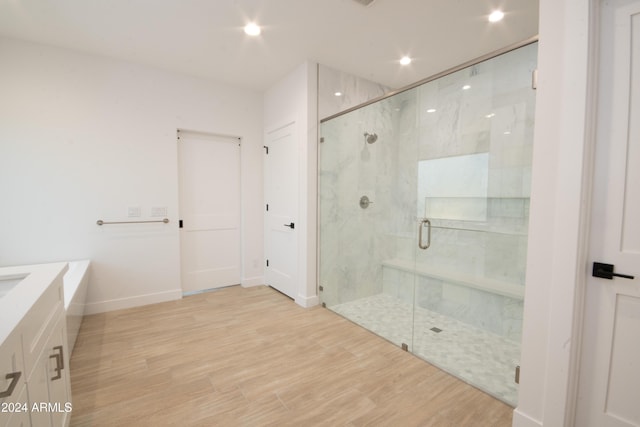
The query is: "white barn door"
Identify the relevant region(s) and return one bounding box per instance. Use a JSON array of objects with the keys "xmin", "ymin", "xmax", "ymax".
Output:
[{"xmin": 178, "ymin": 130, "xmax": 241, "ymax": 294}]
